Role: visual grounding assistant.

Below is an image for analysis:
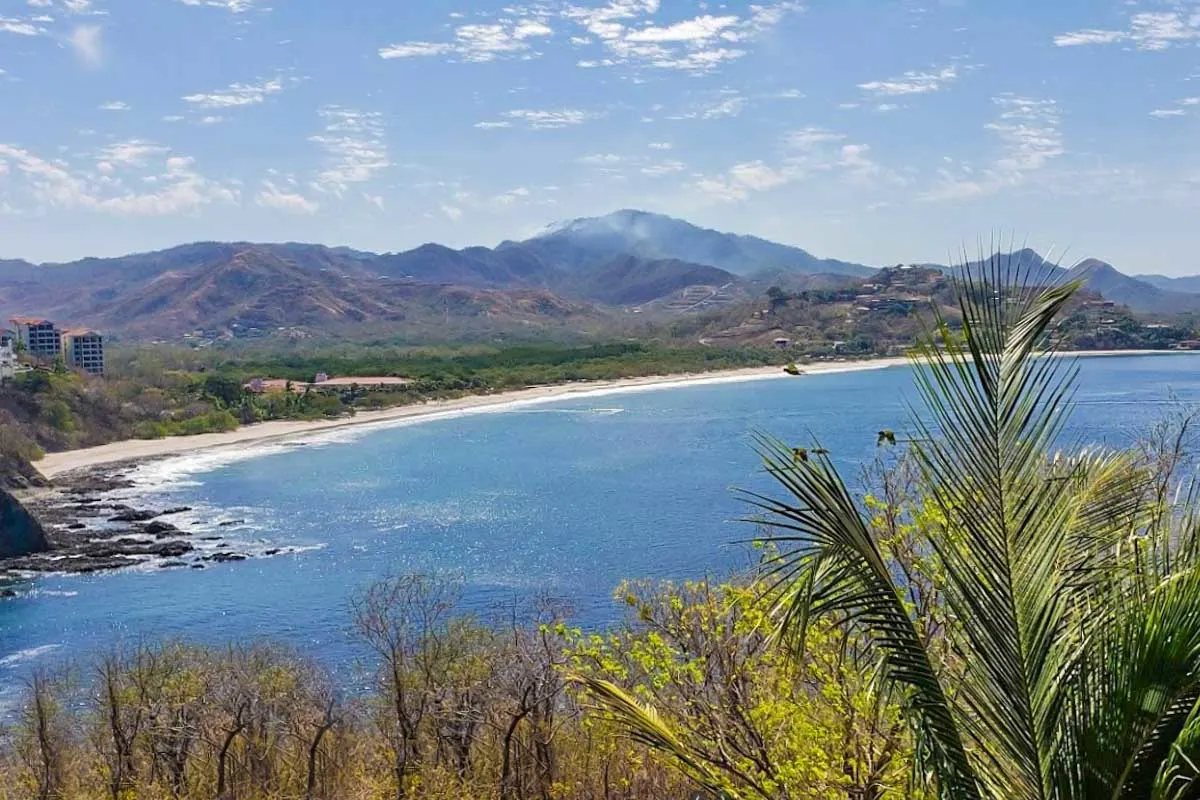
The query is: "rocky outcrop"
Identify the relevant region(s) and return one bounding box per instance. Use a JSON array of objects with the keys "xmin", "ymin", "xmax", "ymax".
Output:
[
  {"xmin": 0, "ymin": 453, "xmax": 50, "ymax": 491},
  {"xmin": 0, "ymin": 487, "xmax": 51, "ymax": 559}
]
